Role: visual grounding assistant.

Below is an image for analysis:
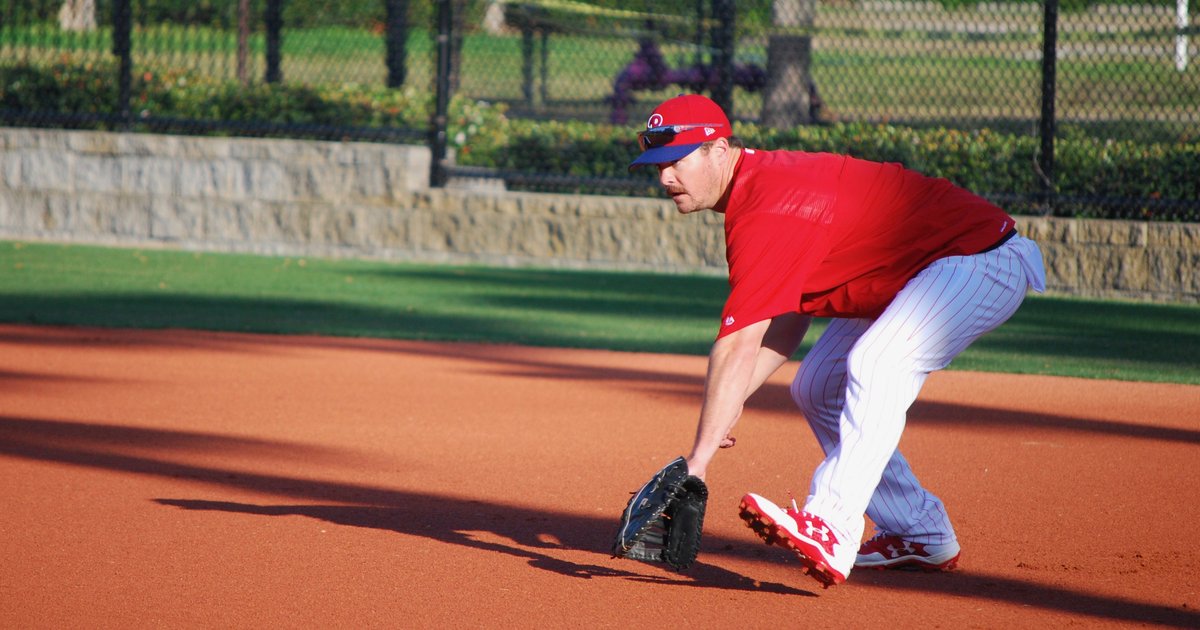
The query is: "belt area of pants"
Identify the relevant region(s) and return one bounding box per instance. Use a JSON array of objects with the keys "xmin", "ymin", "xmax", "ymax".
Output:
[{"xmin": 979, "ymin": 227, "xmax": 1018, "ymax": 254}]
